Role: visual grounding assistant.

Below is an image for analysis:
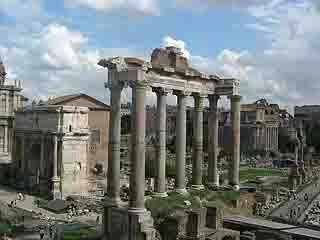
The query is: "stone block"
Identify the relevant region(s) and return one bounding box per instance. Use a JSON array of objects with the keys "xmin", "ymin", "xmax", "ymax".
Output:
[
  {"xmin": 185, "ymin": 207, "xmax": 207, "ymax": 238},
  {"xmin": 206, "ymin": 206, "xmax": 220, "ymax": 229},
  {"xmin": 159, "ymin": 210, "xmax": 187, "ymax": 240}
]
